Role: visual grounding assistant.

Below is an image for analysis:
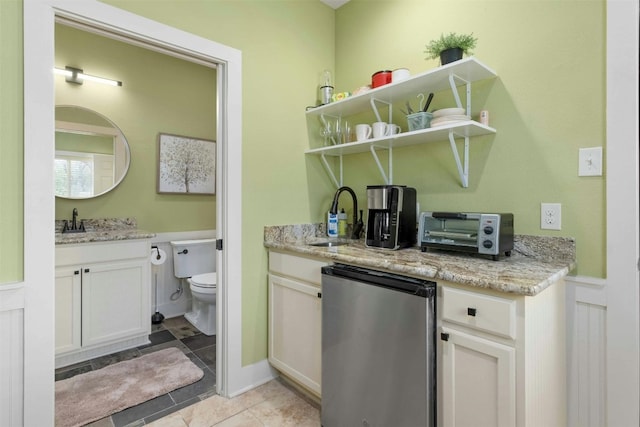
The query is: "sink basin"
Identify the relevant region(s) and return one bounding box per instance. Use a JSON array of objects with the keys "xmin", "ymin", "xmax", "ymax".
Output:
[{"xmin": 308, "ymin": 241, "xmax": 349, "ymax": 247}]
